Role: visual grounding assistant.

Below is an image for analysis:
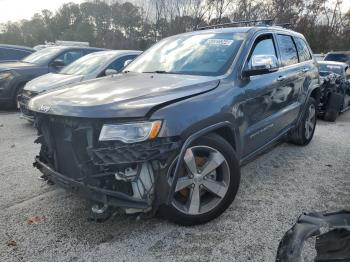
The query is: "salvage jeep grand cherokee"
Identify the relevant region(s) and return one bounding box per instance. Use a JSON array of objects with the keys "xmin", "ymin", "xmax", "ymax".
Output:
[{"xmin": 28, "ymin": 24, "xmax": 320, "ymax": 225}]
